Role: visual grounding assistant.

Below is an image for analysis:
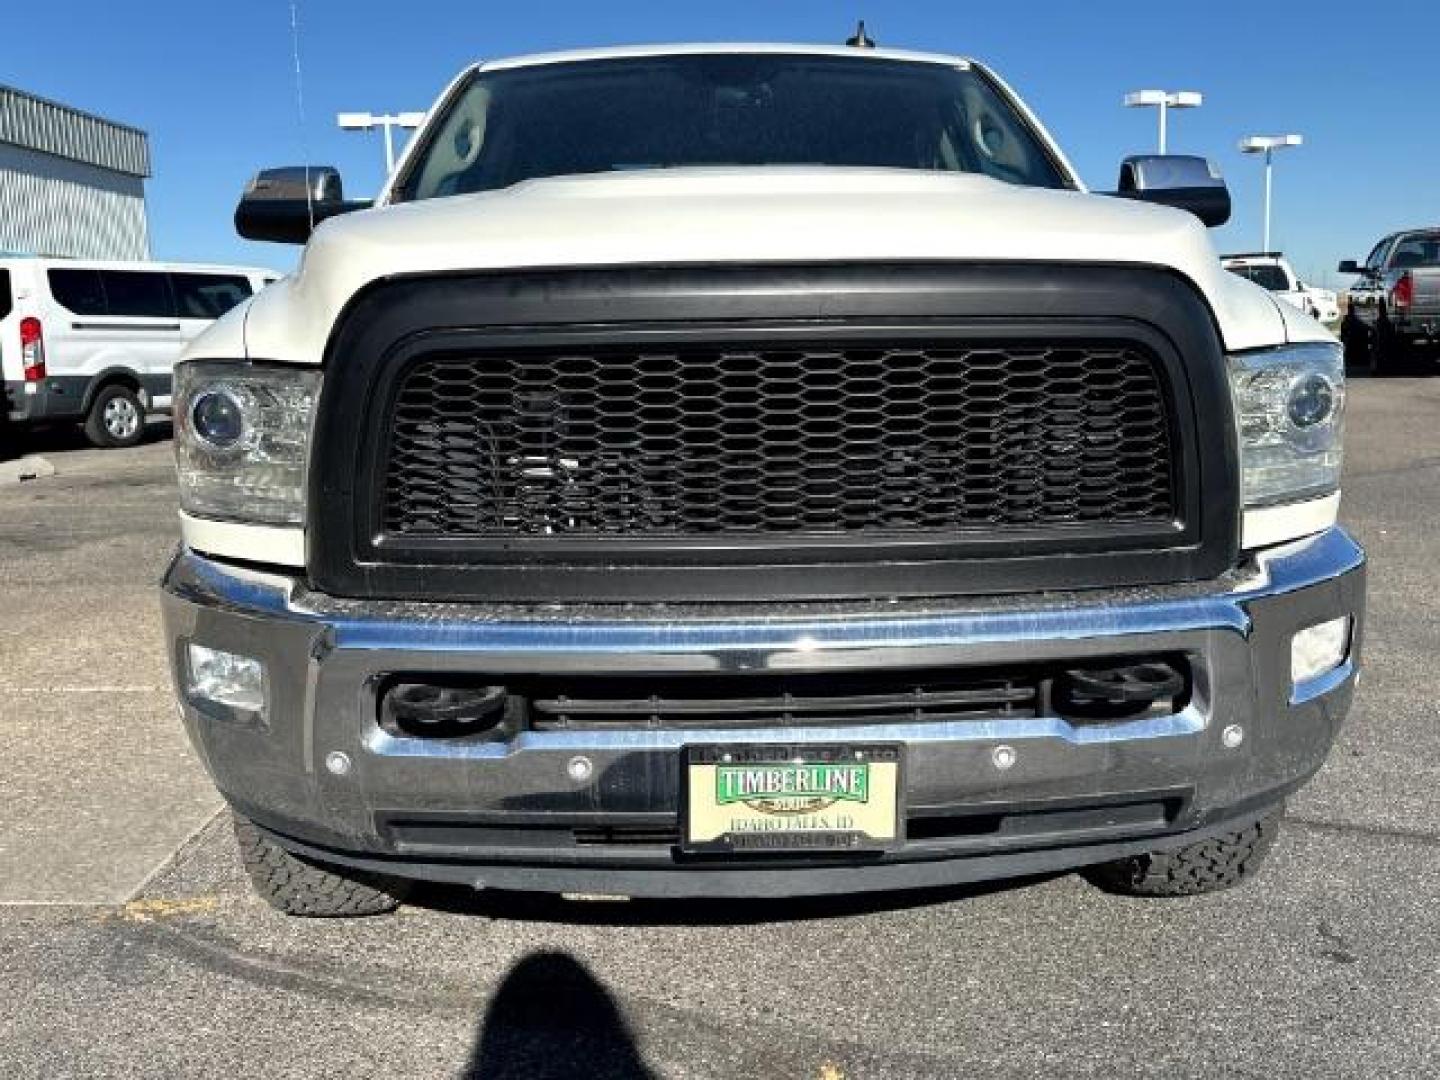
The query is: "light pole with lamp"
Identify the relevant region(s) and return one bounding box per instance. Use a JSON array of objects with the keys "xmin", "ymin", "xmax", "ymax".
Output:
[
  {"xmin": 1239, "ymin": 134, "xmax": 1303, "ymax": 252},
  {"xmin": 1123, "ymin": 90, "xmax": 1203, "ymax": 154},
  {"xmin": 336, "ymin": 111, "xmax": 427, "ymax": 174}
]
